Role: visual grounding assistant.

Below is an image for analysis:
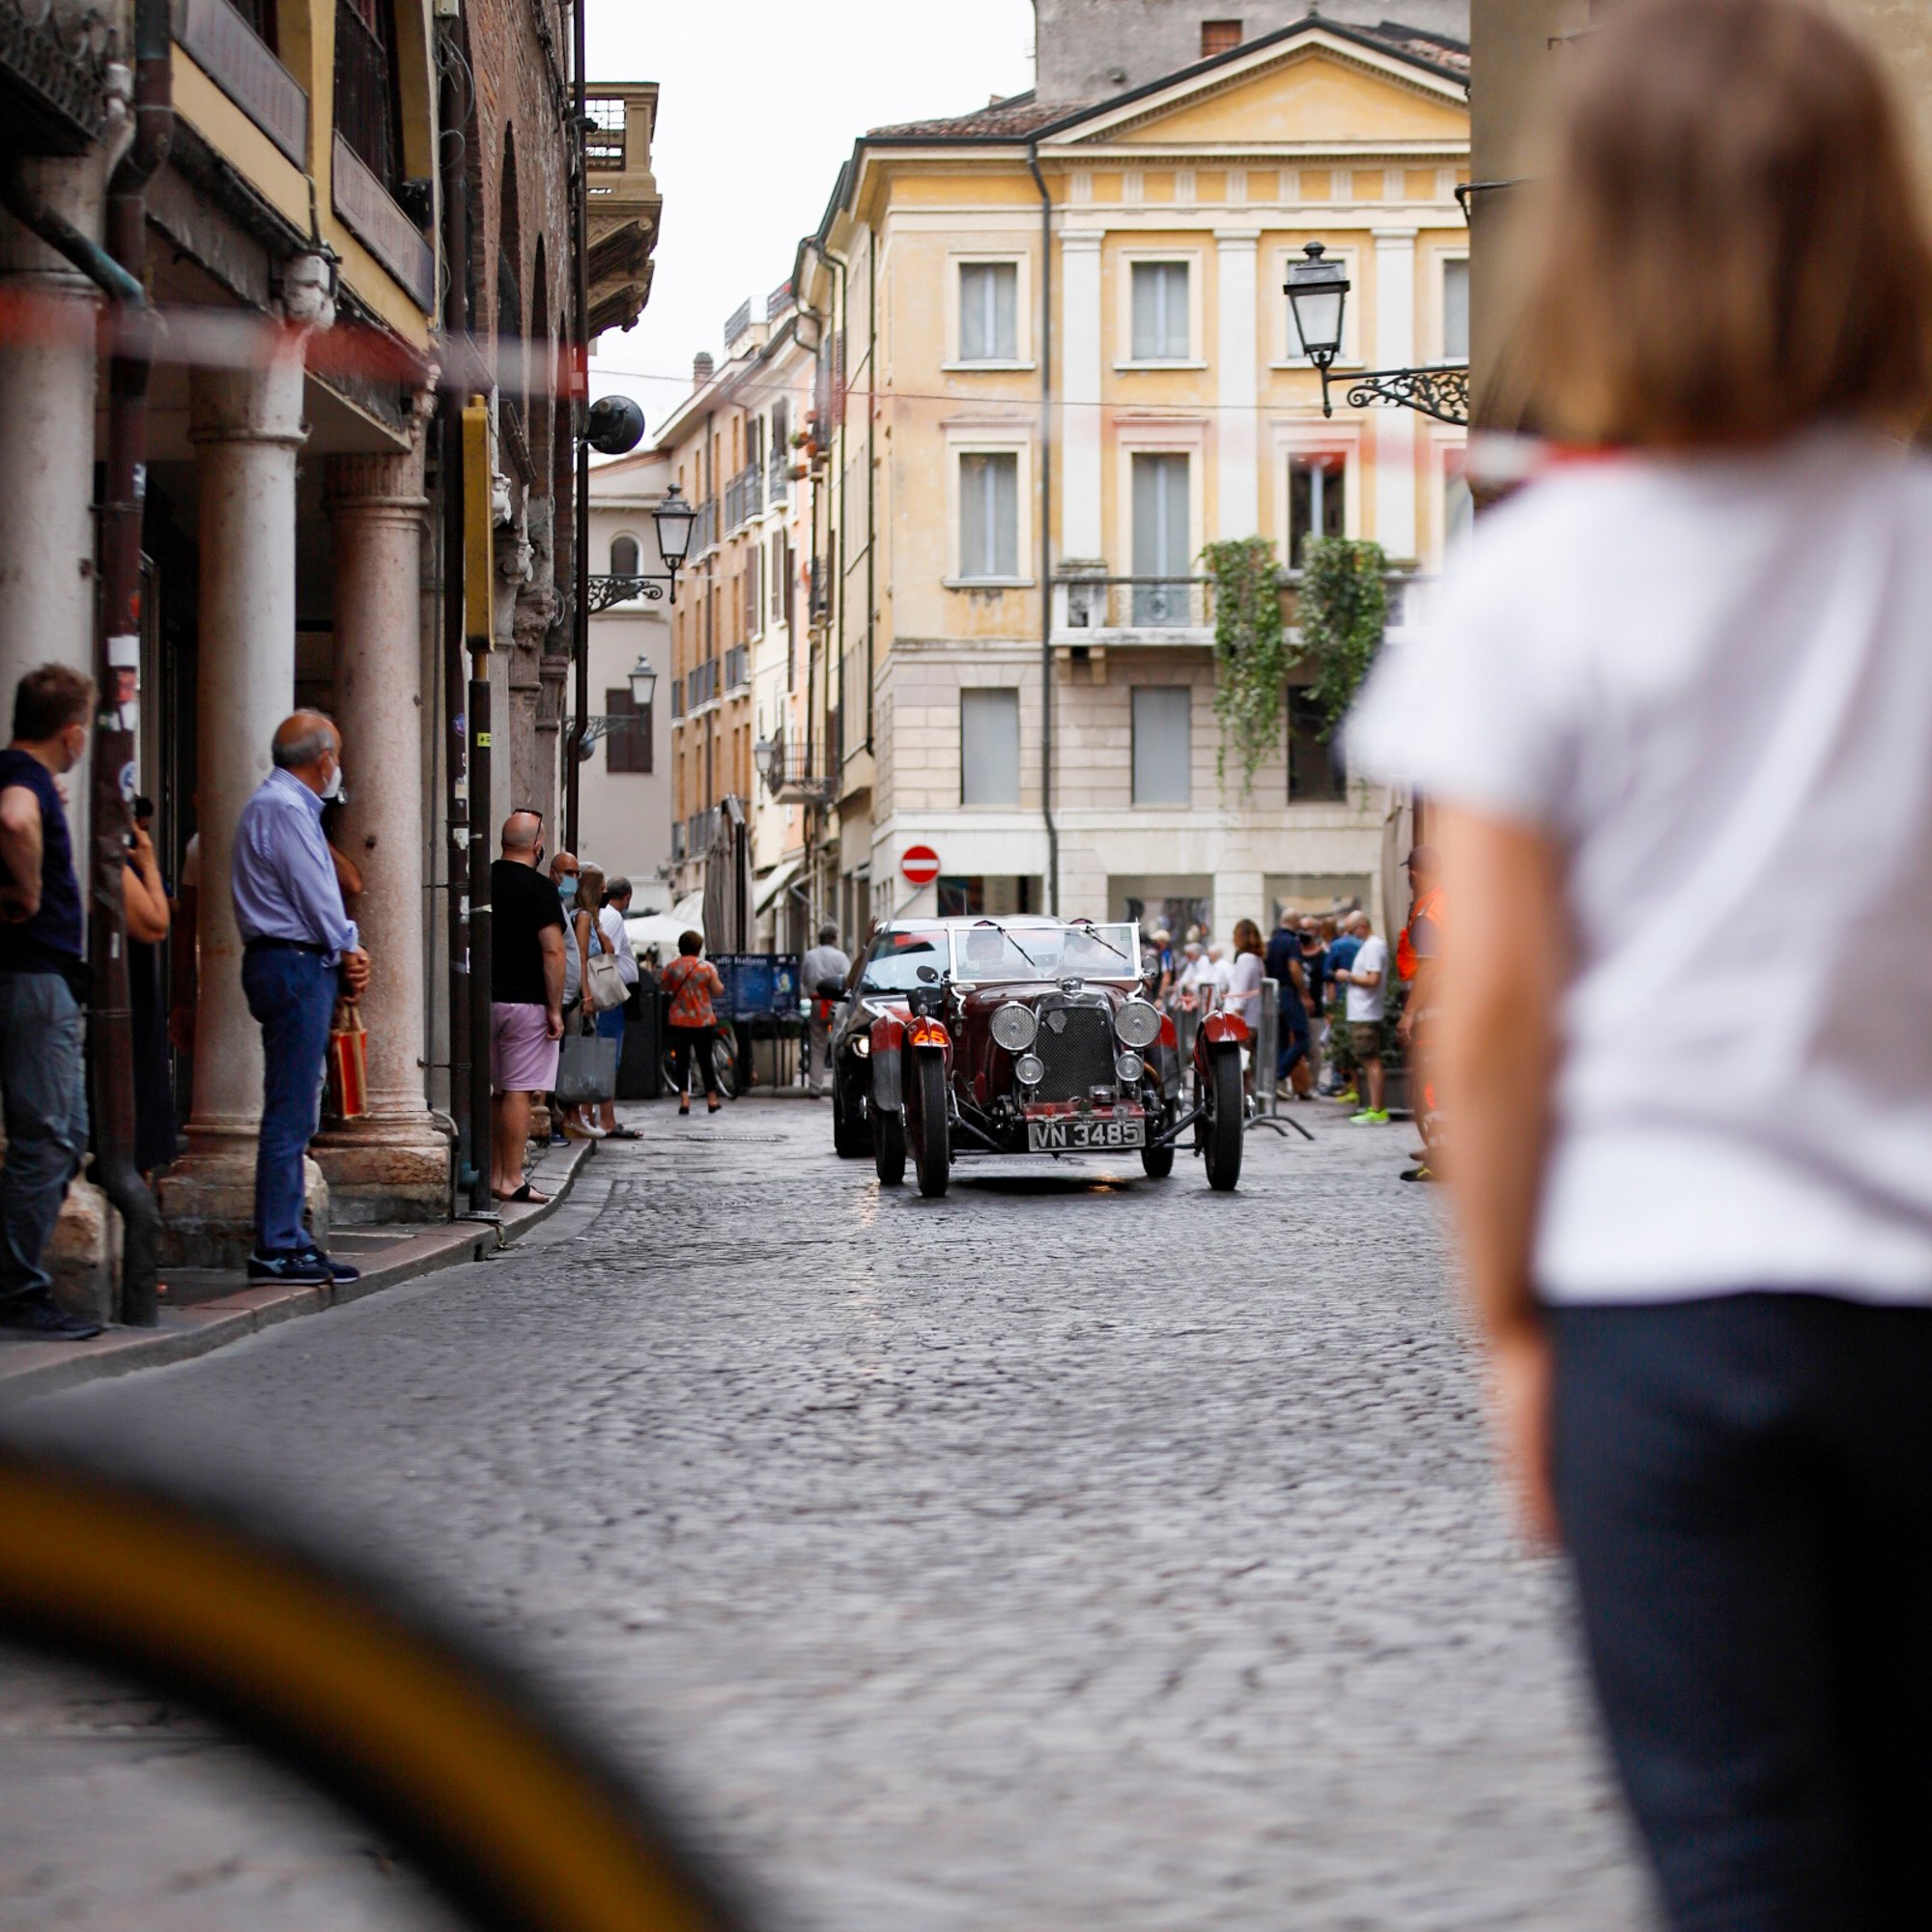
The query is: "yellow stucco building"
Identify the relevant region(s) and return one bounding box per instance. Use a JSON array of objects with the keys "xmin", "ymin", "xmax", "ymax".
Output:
[{"xmin": 797, "ymin": 15, "xmax": 1468, "ymax": 940}]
